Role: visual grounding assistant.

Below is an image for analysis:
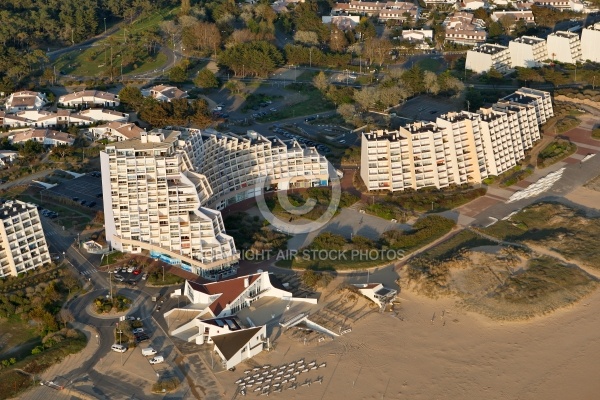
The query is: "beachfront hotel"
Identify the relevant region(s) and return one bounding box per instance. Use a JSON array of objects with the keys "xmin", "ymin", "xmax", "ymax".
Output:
[
  {"xmin": 0, "ymin": 200, "xmax": 51, "ymax": 277},
  {"xmin": 101, "ymin": 128, "xmax": 329, "ymax": 277},
  {"xmin": 360, "ymin": 88, "xmax": 553, "ymax": 192}
]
